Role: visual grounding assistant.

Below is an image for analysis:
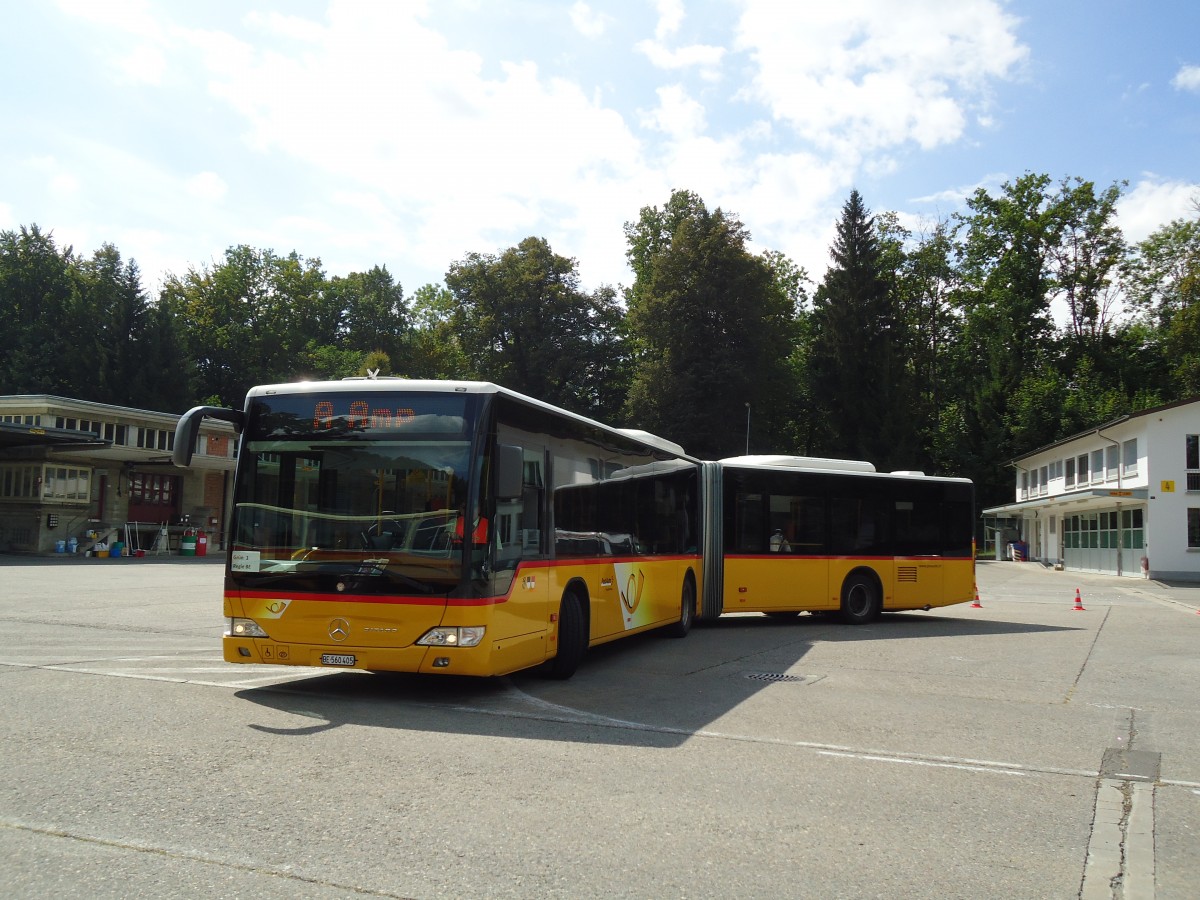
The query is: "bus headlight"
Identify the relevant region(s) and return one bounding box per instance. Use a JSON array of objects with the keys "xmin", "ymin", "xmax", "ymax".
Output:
[
  {"xmin": 228, "ymin": 617, "xmax": 269, "ymax": 638},
  {"xmin": 417, "ymin": 626, "xmax": 486, "ymax": 648}
]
